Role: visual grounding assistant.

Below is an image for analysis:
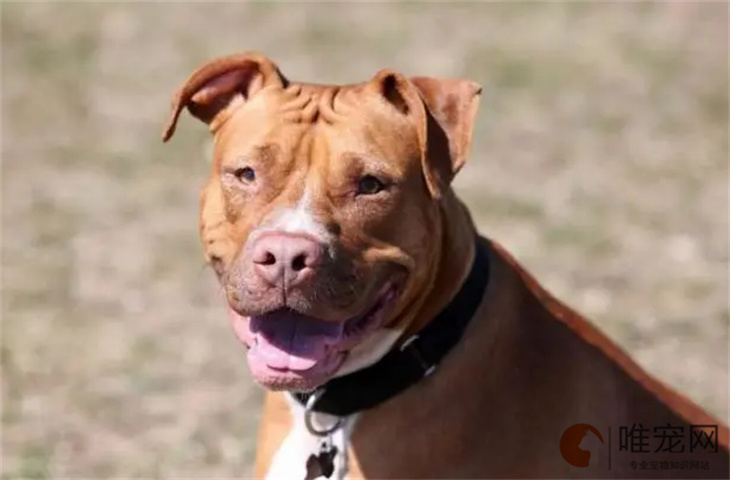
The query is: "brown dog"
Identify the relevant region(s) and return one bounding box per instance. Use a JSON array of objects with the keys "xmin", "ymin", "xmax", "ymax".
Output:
[{"xmin": 163, "ymin": 52, "xmax": 729, "ymax": 479}]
